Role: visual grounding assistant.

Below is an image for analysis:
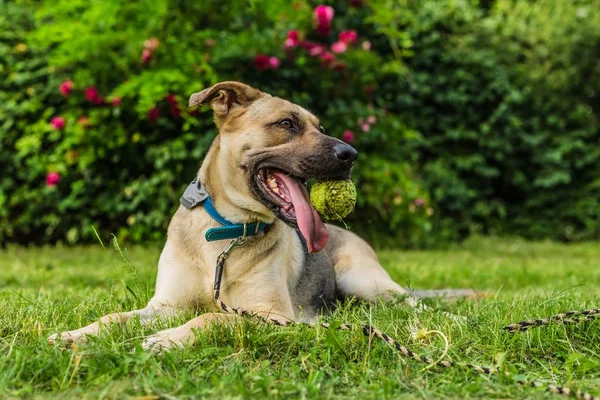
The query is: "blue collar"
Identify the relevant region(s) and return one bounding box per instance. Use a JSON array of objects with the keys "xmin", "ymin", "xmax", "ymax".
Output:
[
  {"xmin": 202, "ymin": 197, "xmax": 270, "ymax": 241},
  {"xmin": 180, "ymin": 179, "xmax": 270, "ymax": 242}
]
